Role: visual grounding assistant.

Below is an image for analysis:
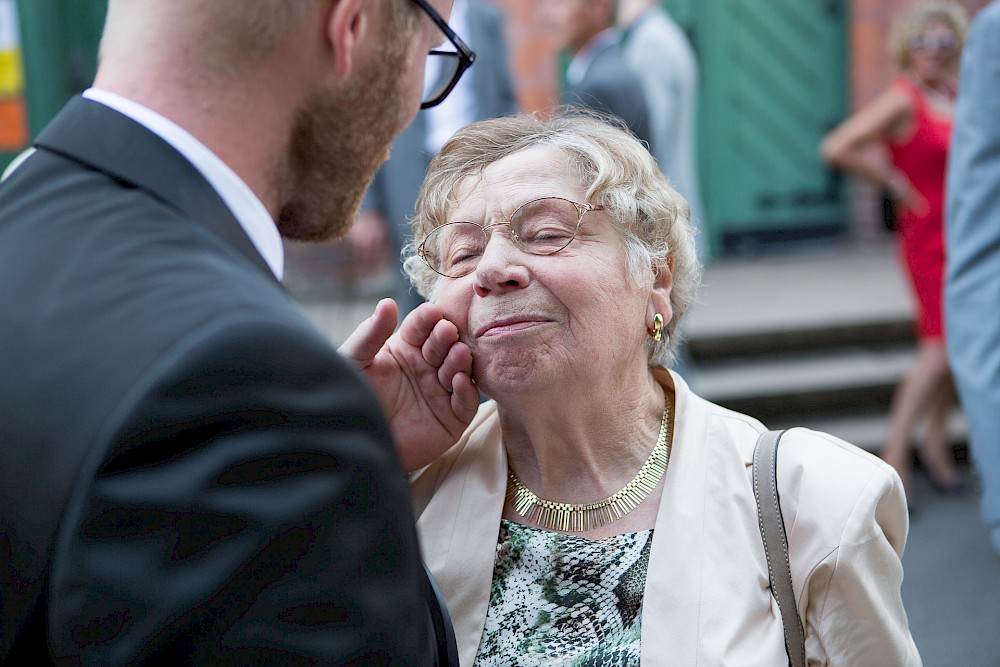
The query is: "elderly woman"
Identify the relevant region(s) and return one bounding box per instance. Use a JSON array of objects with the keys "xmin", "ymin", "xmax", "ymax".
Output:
[{"xmin": 394, "ymin": 113, "xmax": 919, "ymax": 665}]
